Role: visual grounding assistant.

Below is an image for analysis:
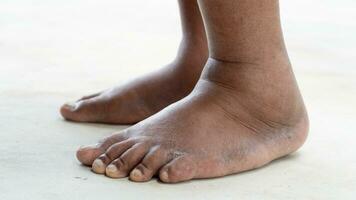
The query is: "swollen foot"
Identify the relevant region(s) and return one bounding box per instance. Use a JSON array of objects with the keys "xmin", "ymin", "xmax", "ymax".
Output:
[
  {"xmin": 60, "ymin": 41, "xmax": 207, "ymax": 124},
  {"xmin": 75, "ymin": 58, "xmax": 309, "ymax": 183}
]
